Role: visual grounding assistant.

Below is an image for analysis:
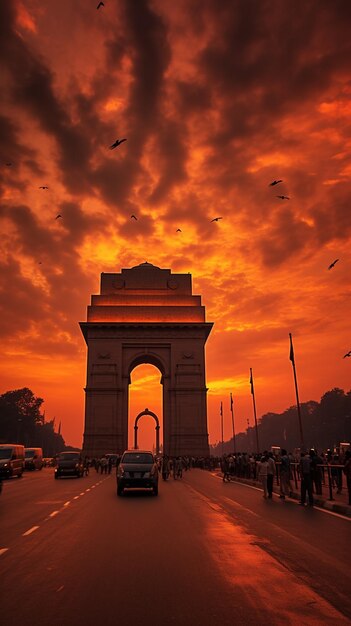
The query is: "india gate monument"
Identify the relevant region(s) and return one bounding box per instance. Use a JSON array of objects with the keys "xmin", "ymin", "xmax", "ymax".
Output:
[{"xmin": 80, "ymin": 262, "xmax": 213, "ymax": 458}]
